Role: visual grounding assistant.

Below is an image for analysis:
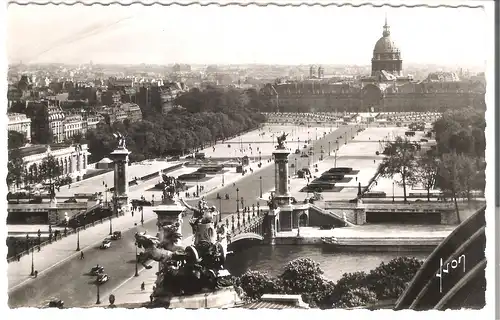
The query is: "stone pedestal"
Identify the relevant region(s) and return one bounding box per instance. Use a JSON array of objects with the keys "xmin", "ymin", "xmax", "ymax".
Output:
[
  {"xmin": 264, "ymin": 208, "xmax": 279, "ymax": 245},
  {"xmin": 153, "ymin": 287, "xmax": 241, "ymax": 309},
  {"xmin": 109, "ymin": 147, "xmax": 131, "ymax": 215},
  {"xmin": 152, "ymin": 198, "xmax": 185, "ymax": 244},
  {"xmin": 273, "ymin": 149, "xmax": 294, "ymax": 232}
]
